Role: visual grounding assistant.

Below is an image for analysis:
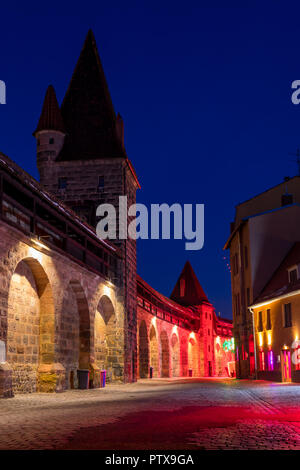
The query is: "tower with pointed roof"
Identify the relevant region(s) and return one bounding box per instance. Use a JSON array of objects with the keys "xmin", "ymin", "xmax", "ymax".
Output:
[
  {"xmin": 170, "ymin": 260, "xmax": 209, "ymax": 306},
  {"xmin": 34, "ymin": 85, "xmax": 66, "ymax": 176},
  {"xmin": 34, "ymin": 30, "xmax": 140, "ymax": 382},
  {"xmin": 170, "ymin": 261, "xmax": 216, "ymax": 376}
]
